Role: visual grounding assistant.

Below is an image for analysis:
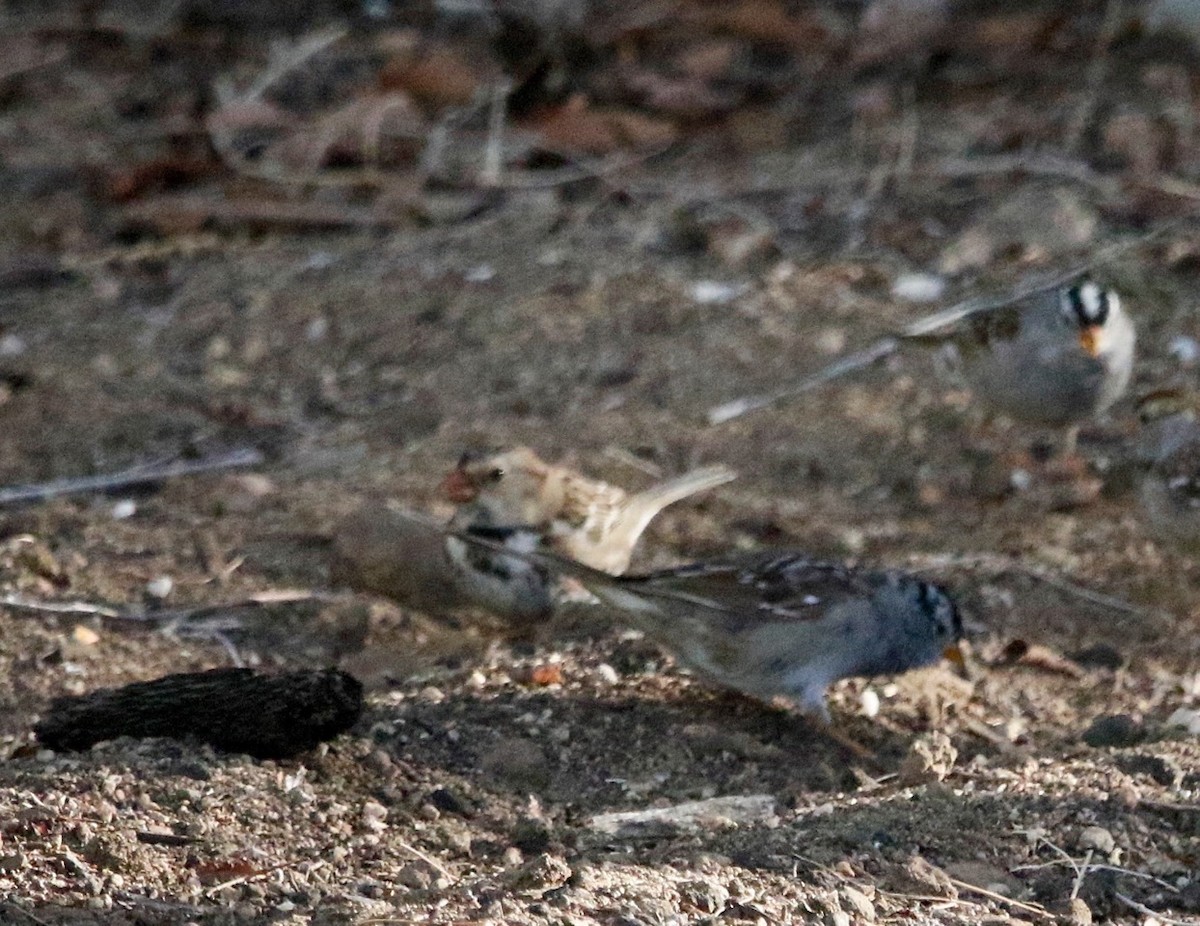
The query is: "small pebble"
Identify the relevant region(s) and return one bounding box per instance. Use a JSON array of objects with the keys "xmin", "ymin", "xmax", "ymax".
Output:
[
  {"xmin": 111, "ymin": 499, "xmax": 137, "ymax": 520},
  {"xmin": 463, "ymin": 263, "xmax": 495, "ymax": 284},
  {"xmin": 1165, "ymin": 707, "xmax": 1200, "ymax": 735},
  {"xmin": 1169, "ymin": 334, "xmax": 1200, "ymax": 366},
  {"xmin": 690, "ymin": 280, "xmax": 748, "ymax": 305},
  {"xmin": 145, "ymin": 575, "xmax": 174, "ymax": 599},
  {"xmin": 1077, "ymin": 825, "xmax": 1116, "ymax": 856},
  {"xmin": 596, "ymin": 663, "xmax": 619, "ymax": 685},
  {"xmin": 860, "ymin": 688, "xmax": 881, "ymax": 718},
  {"xmin": 892, "ymin": 272, "xmax": 947, "ymax": 303}
]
